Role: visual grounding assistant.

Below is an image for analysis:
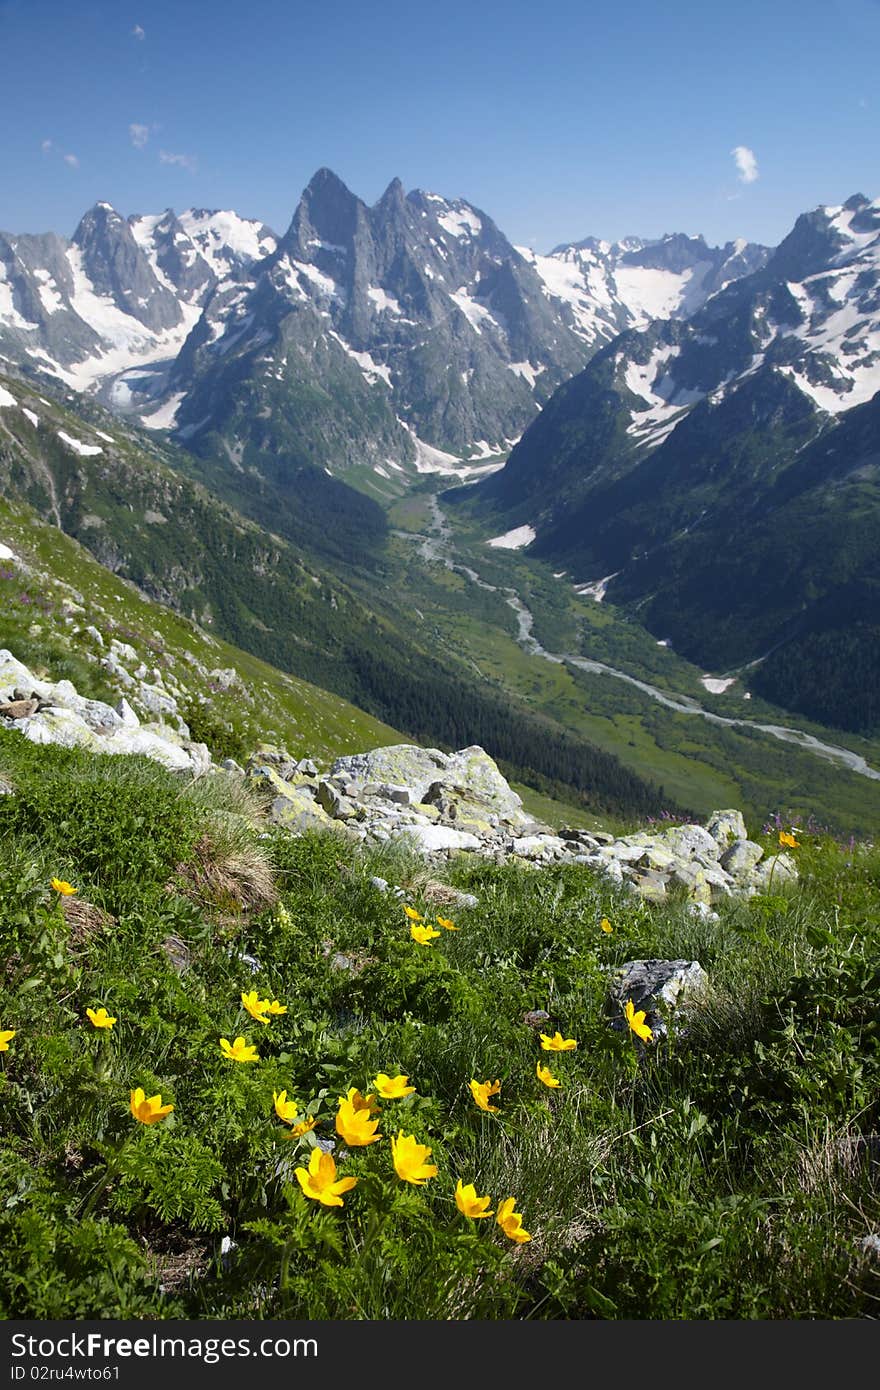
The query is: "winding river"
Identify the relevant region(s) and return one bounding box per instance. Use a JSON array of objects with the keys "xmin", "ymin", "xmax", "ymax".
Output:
[{"xmin": 399, "ymin": 497, "xmax": 880, "ymax": 784}]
